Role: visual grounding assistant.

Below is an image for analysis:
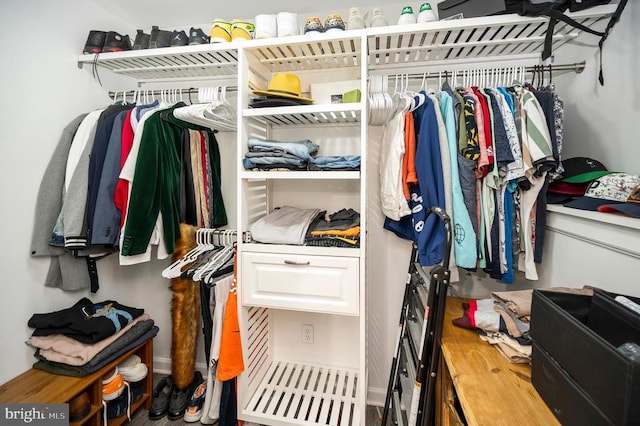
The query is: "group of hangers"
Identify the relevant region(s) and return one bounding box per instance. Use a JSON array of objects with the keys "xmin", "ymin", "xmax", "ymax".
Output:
[
  {"xmin": 528, "ymin": 64, "xmax": 554, "ymax": 90},
  {"xmin": 173, "ymin": 86, "xmax": 236, "ymax": 132},
  {"xmin": 161, "ymin": 228, "xmax": 237, "ymax": 286},
  {"xmin": 369, "ymin": 66, "xmax": 531, "ymax": 125},
  {"xmin": 111, "ymin": 86, "xmax": 237, "ymax": 132}
]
